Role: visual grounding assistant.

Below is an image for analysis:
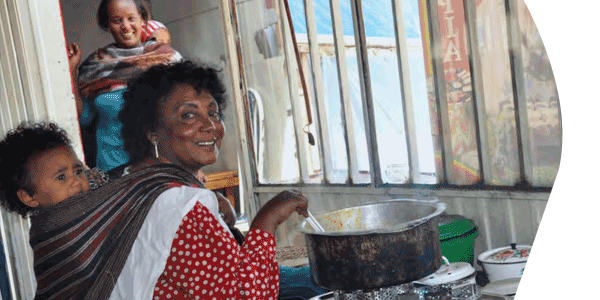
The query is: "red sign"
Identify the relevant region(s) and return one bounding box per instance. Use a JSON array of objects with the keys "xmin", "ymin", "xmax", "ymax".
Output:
[{"xmin": 437, "ymin": 0, "xmax": 470, "ymax": 80}]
